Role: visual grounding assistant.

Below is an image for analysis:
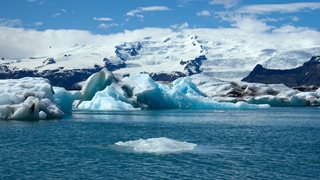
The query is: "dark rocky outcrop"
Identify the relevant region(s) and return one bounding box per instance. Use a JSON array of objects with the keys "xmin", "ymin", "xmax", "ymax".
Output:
[
  {"xmin": 43, "ymin": 57, "xmax": 56, "ymax": 65},
  {"xmin": 115, "ymin": 42, "xmax": 142, "ymax": 61},
  {"xmin": 103, "ymin": 58, "xmax": 126, "ymax": 71},
  {"xmin": 149, "ymin": 71, "xmax": 186, "ymax": 81},
  {"xmin": 0, "ymin": 64, "xmax": 102, "ymax": 90},
  {"xmin": 180, "ymin": 55, "xmax": 207, "ymax": 75},
  {"xmin": 242, "ymin": 56, "xmax": 320, "ymax": 87}
]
